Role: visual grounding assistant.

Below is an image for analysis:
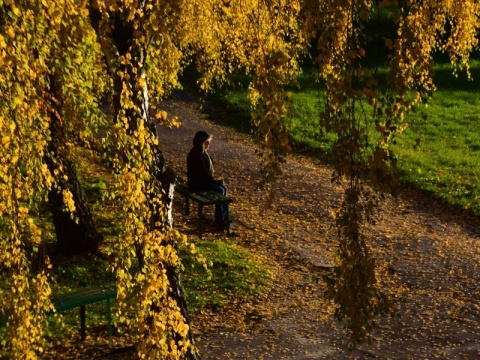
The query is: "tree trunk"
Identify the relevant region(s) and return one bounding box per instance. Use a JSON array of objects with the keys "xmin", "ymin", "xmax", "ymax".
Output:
[
  {"xmin": 89, "ymin": 6, "xmax": 199, "ymax": 358},
  {"xmin": 45, "ymin": 75, "xmax": 103, "ymax": 256},
  {"xmin": 153, "ymin": 154, "xmax": 199, "ymax": 359},
  {"xmin": 47, "ymin": 159, "xmax": 103, "ymax": 255}
]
